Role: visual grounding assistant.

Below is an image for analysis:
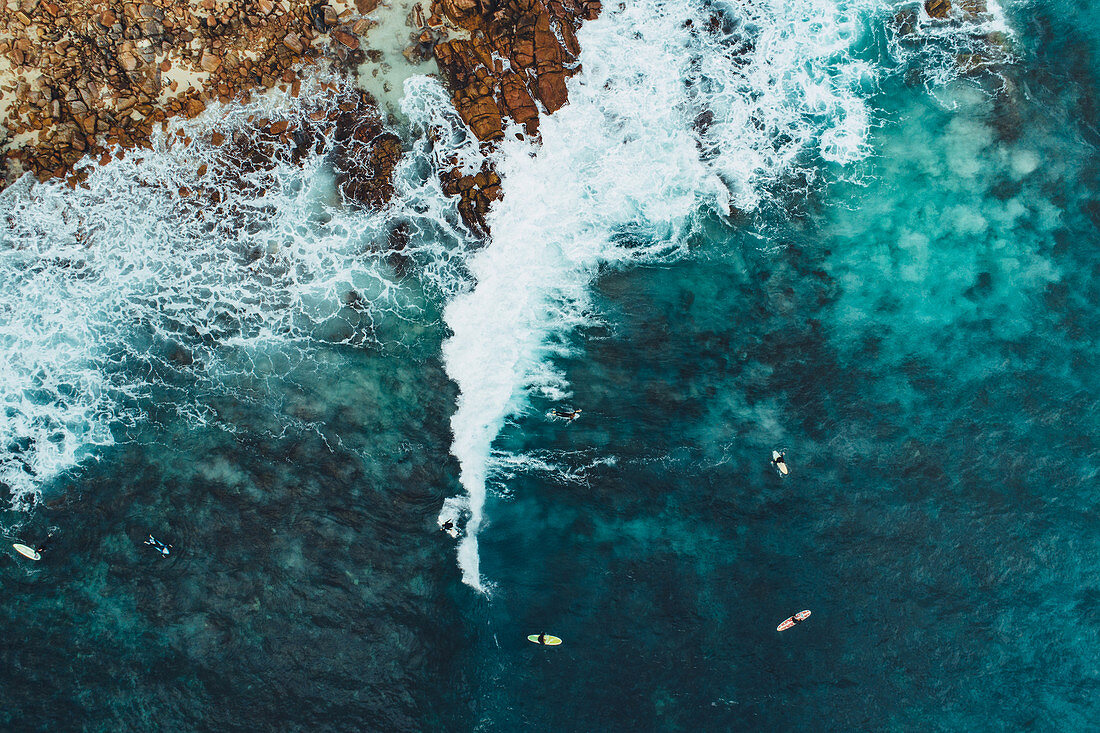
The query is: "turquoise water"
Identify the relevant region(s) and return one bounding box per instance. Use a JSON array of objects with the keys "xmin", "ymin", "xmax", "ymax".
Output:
[{"xmin": 3, "ymin": 0, "xmax": 1100, "ymax": 729}]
